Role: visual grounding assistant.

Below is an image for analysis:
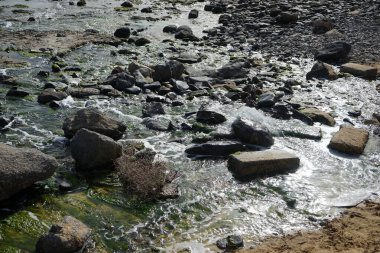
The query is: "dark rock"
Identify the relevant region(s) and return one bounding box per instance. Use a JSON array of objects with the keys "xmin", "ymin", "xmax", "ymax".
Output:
[
  {"xmin": 141, "ymin": 7, "xmax": 152, "ymax": 13},
  {"xmin": 175, "ymin": 26, "xmax": 199, "ymax": 41},
  {"xmin": 6, "ymin": 87, "xmax": 29, "ymax": 97},
  {"xmin": 315, "ymin": 42, "xmax": 351, "ymax": 63},
  {"xmin": 77, "ymin": 0, "xmax": 86, "ymax": 6},
  {"xmin": 188, "ymin": 9, "xmax": 199, "ymax": 19},
  {"xmin": 312, "ymin": 19, "xmax": 333, "ymax": 34},
  {"xmin": 306, "ymin": 62, "xmax": 338, "ymax": 80},
  {"xmin": 153, "ymin": 60, "xmax": 185, "ymax": 82},
  {"xmin": 114, "ymin": 27, "xmax": 131, "ymax": 38},
  {"xmin": 0, "ymin": 143, "xmax": 57, "ymax": 201},
  {"xmin": 216, "ymin": 235, "xmax": 244, "ymax": 250},
  {"xmin": 163, "ymin": 25, "xmax": 178, "ymax": 33},
  {"xmin": 232, "ymin": 117, "xmax": 274, "ymax": 147},
  {"xmin": 103, "ymin": 72, "xmax": 135, "ymax": 91},
  {"xmin": 125, "ymin": 86, "xmax": 141, "ymax": 95},
  {"xmin": 121, "ymin": 1, "xmax": 133, "ymax": 7},
  {"xmin": 135, "ymin": 37, "xmax": 151, "ymax": 46},
  {"xmin": 186, "ymin": 141, "xmax": 246, "ymax": 157},
  {"xmin": 276, "ymin": 12, "xmax": 298, "ymax": 24},
  {"xmin": 142, "ymin": 102, "xmax": 166, "ymax": 118},
  {"xmin": 70, "ymin": 129, "xmax": 122, "ymax": 170},
  {"xmin": 142, "ymin": 117, "xmax": 172, "ymax": 131},
  {"xmin": 36, "ymin": 216, "xmax": 91, "ymax": 253},
  {"xmin": 68, "ymin": 87, "xmax": 100, "ymax": 98},
  {"xmin": 257, "ymin": 92, "xmax": 276, "ymax": 108},
  {"xmin": 143, "ymin": 81, "xmax": 161, "ymax": 91},
  {"xmin": 38, "ymin": 89, "xmax": 67, "ymax": 104},
  {"xmin": 170, "ymin": 79, "xmax": 189, "ymax": 94},
  {"xmin": 63, "ymin": 108, "xmax": 126, "ymax": 140},
  {"xmin": 217, "ymin": 61, "xmax": 250, "ymax": 79},
  {"xmin": 196, "ymin": 107, "xmax": 227, "ymax": 125},
  {"xmin": 44, "ymin": 81, "xmax": 68, "ymax": 90}
]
